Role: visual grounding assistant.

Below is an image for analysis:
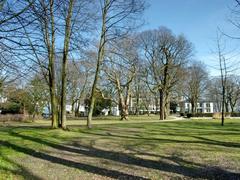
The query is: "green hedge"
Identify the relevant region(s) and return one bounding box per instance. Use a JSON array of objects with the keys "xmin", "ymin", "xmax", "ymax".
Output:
[
  {"xmin": 186, "ymin": 112, "xmax": 240, "ymax": 118},
  {"xmin": 186, "ymin": 113, "xmax": 213, "ymax": 118},
  {"xmin": 230, "ymin": 112, "xmax": 240, "ymax": 117},
  {"xmin": 0, "ymin": 102, "xmax": 22, "ymax": 114}
]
